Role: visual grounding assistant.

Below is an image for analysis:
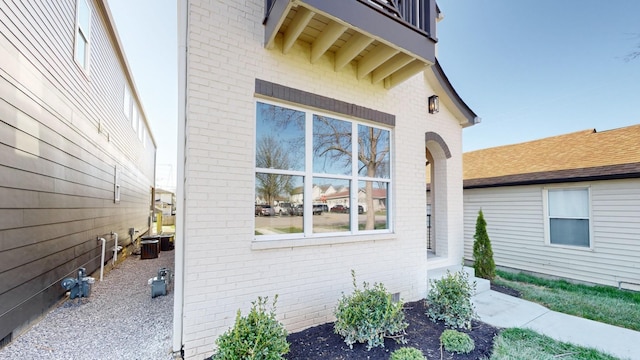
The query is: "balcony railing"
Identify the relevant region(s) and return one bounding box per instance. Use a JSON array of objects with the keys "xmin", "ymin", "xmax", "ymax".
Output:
[
  {"xmin": 266, "ymin": 0, "xmax": 434, "ymax": 38},
  {"xmin": 359, "ymin": 0, "xmax": 431, "ymax": 36}
]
